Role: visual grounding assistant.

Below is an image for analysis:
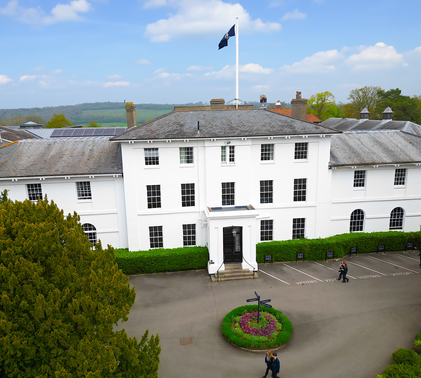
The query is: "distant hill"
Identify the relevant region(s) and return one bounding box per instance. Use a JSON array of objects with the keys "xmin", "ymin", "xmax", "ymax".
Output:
[{"xmin": 0, "ymin": 101, "xmax": 290, "ymax": 127}]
